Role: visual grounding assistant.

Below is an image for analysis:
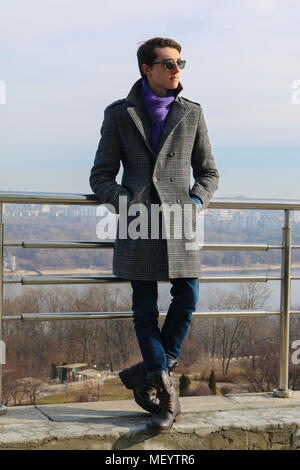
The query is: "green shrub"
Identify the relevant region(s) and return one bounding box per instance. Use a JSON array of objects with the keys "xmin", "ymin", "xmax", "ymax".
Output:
[
  {"xmin": 179, "ymin": 373, "xmax": 191, "ymax": 396},
  {"xmin": 208, "ymin": 370, "xmax": 217, "ymax": 395}
]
